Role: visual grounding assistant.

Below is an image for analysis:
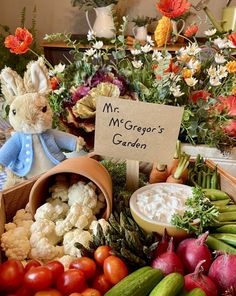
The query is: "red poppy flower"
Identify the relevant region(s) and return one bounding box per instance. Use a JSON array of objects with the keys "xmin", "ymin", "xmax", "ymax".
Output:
[
  {"xmin": 190, "ymin": 90, "xmax": 211, "ymax": 103},
  {"xmin": 164, "ymin": 59, "xmax": 179, "ymax": 73},
  {"xmin": 228, "ymin": 32, "xmax": 236, "ymax": 47},
  {"xmin": 4, "ymin": 27, "xmax": 33, "ymax": 54},
  {"xmin": 156, "ymin": 0, "xmax": 191, "ymax": 19},
  {"xmin": 50, "ymin": 77, "xmax": 59, "ymax": 90},
  {"xmin": 217, "ymin": 95, "xmax": 236, "ymax": 137},
  {"xmin": 184, "ymin": 24, "xmax": 199, "ymax": 37}
]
